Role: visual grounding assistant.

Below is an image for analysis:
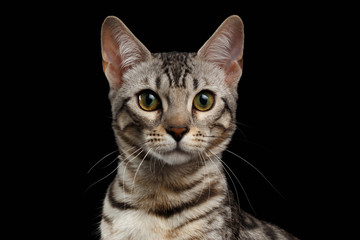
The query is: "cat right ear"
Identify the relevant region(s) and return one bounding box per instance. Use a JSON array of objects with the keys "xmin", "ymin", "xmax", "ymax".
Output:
[
  {"xmin": 198, "ymin": 15, "xmax": 244, "ymax": 88},
  {"xmin": 101, "ymin": 16, "xmax": 151, "ymax": 89}
]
